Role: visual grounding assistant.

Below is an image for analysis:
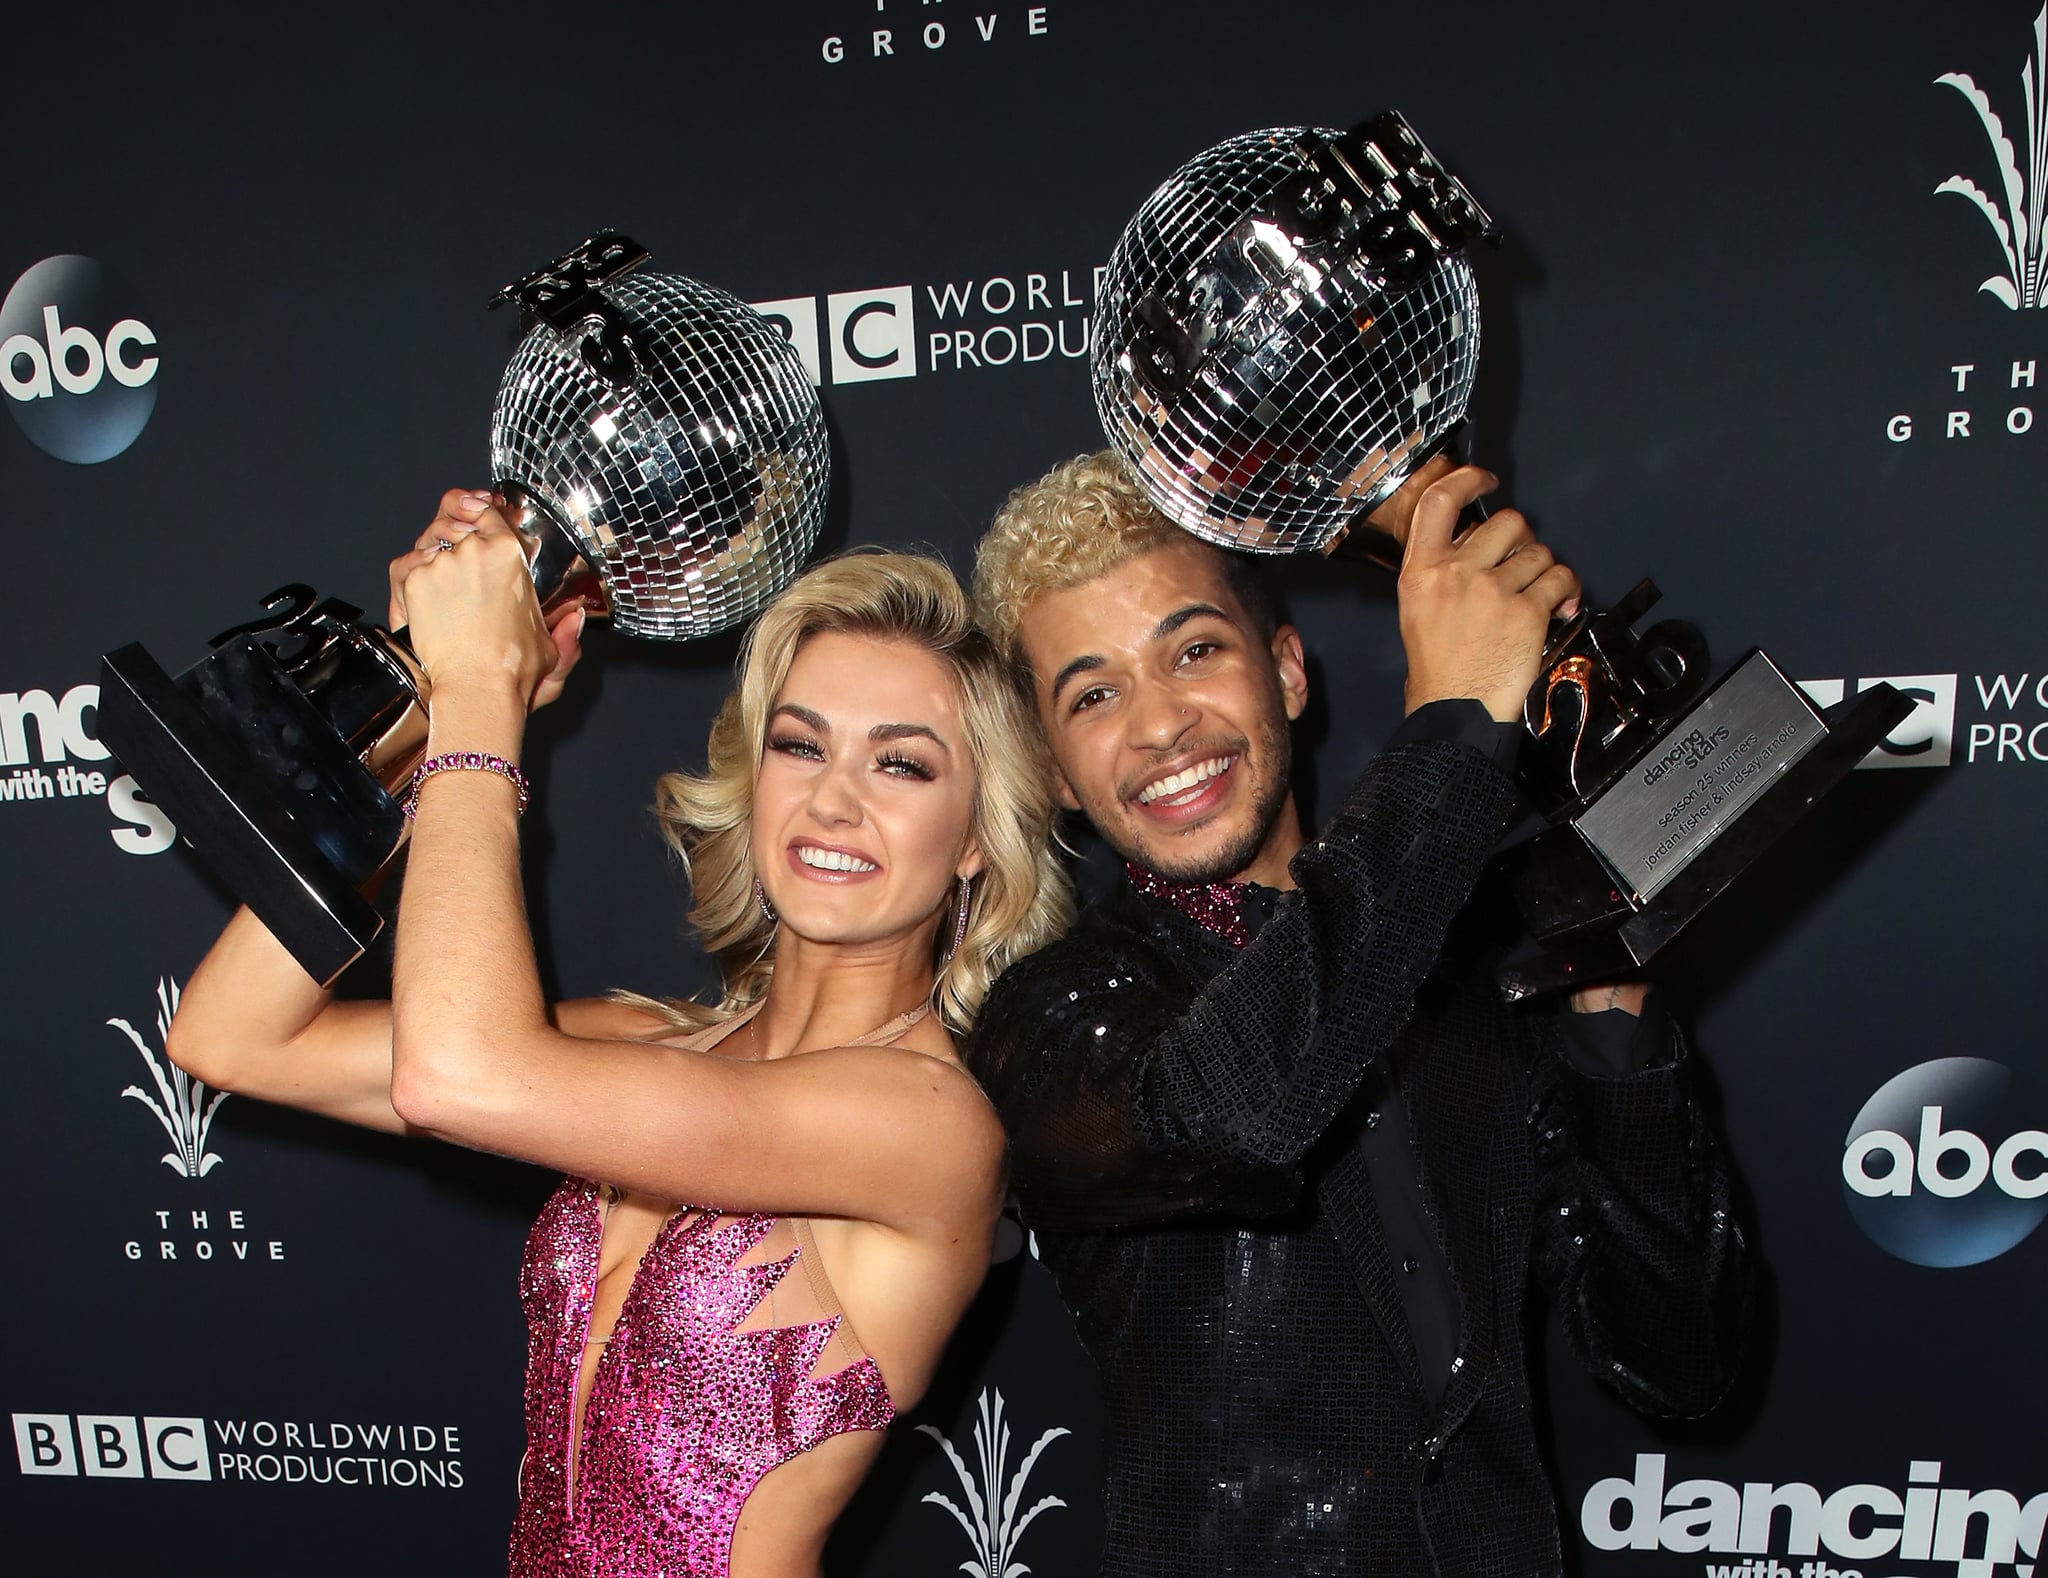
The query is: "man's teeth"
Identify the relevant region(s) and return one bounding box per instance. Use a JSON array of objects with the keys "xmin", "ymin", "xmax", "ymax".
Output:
[
  {"xmin": 796, "ymin": 846, "xmax": 877, "ymax": 873},
  {"xmin": 1137, "ymin": 756, "xmax": 1233, "ymax": 805}
]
